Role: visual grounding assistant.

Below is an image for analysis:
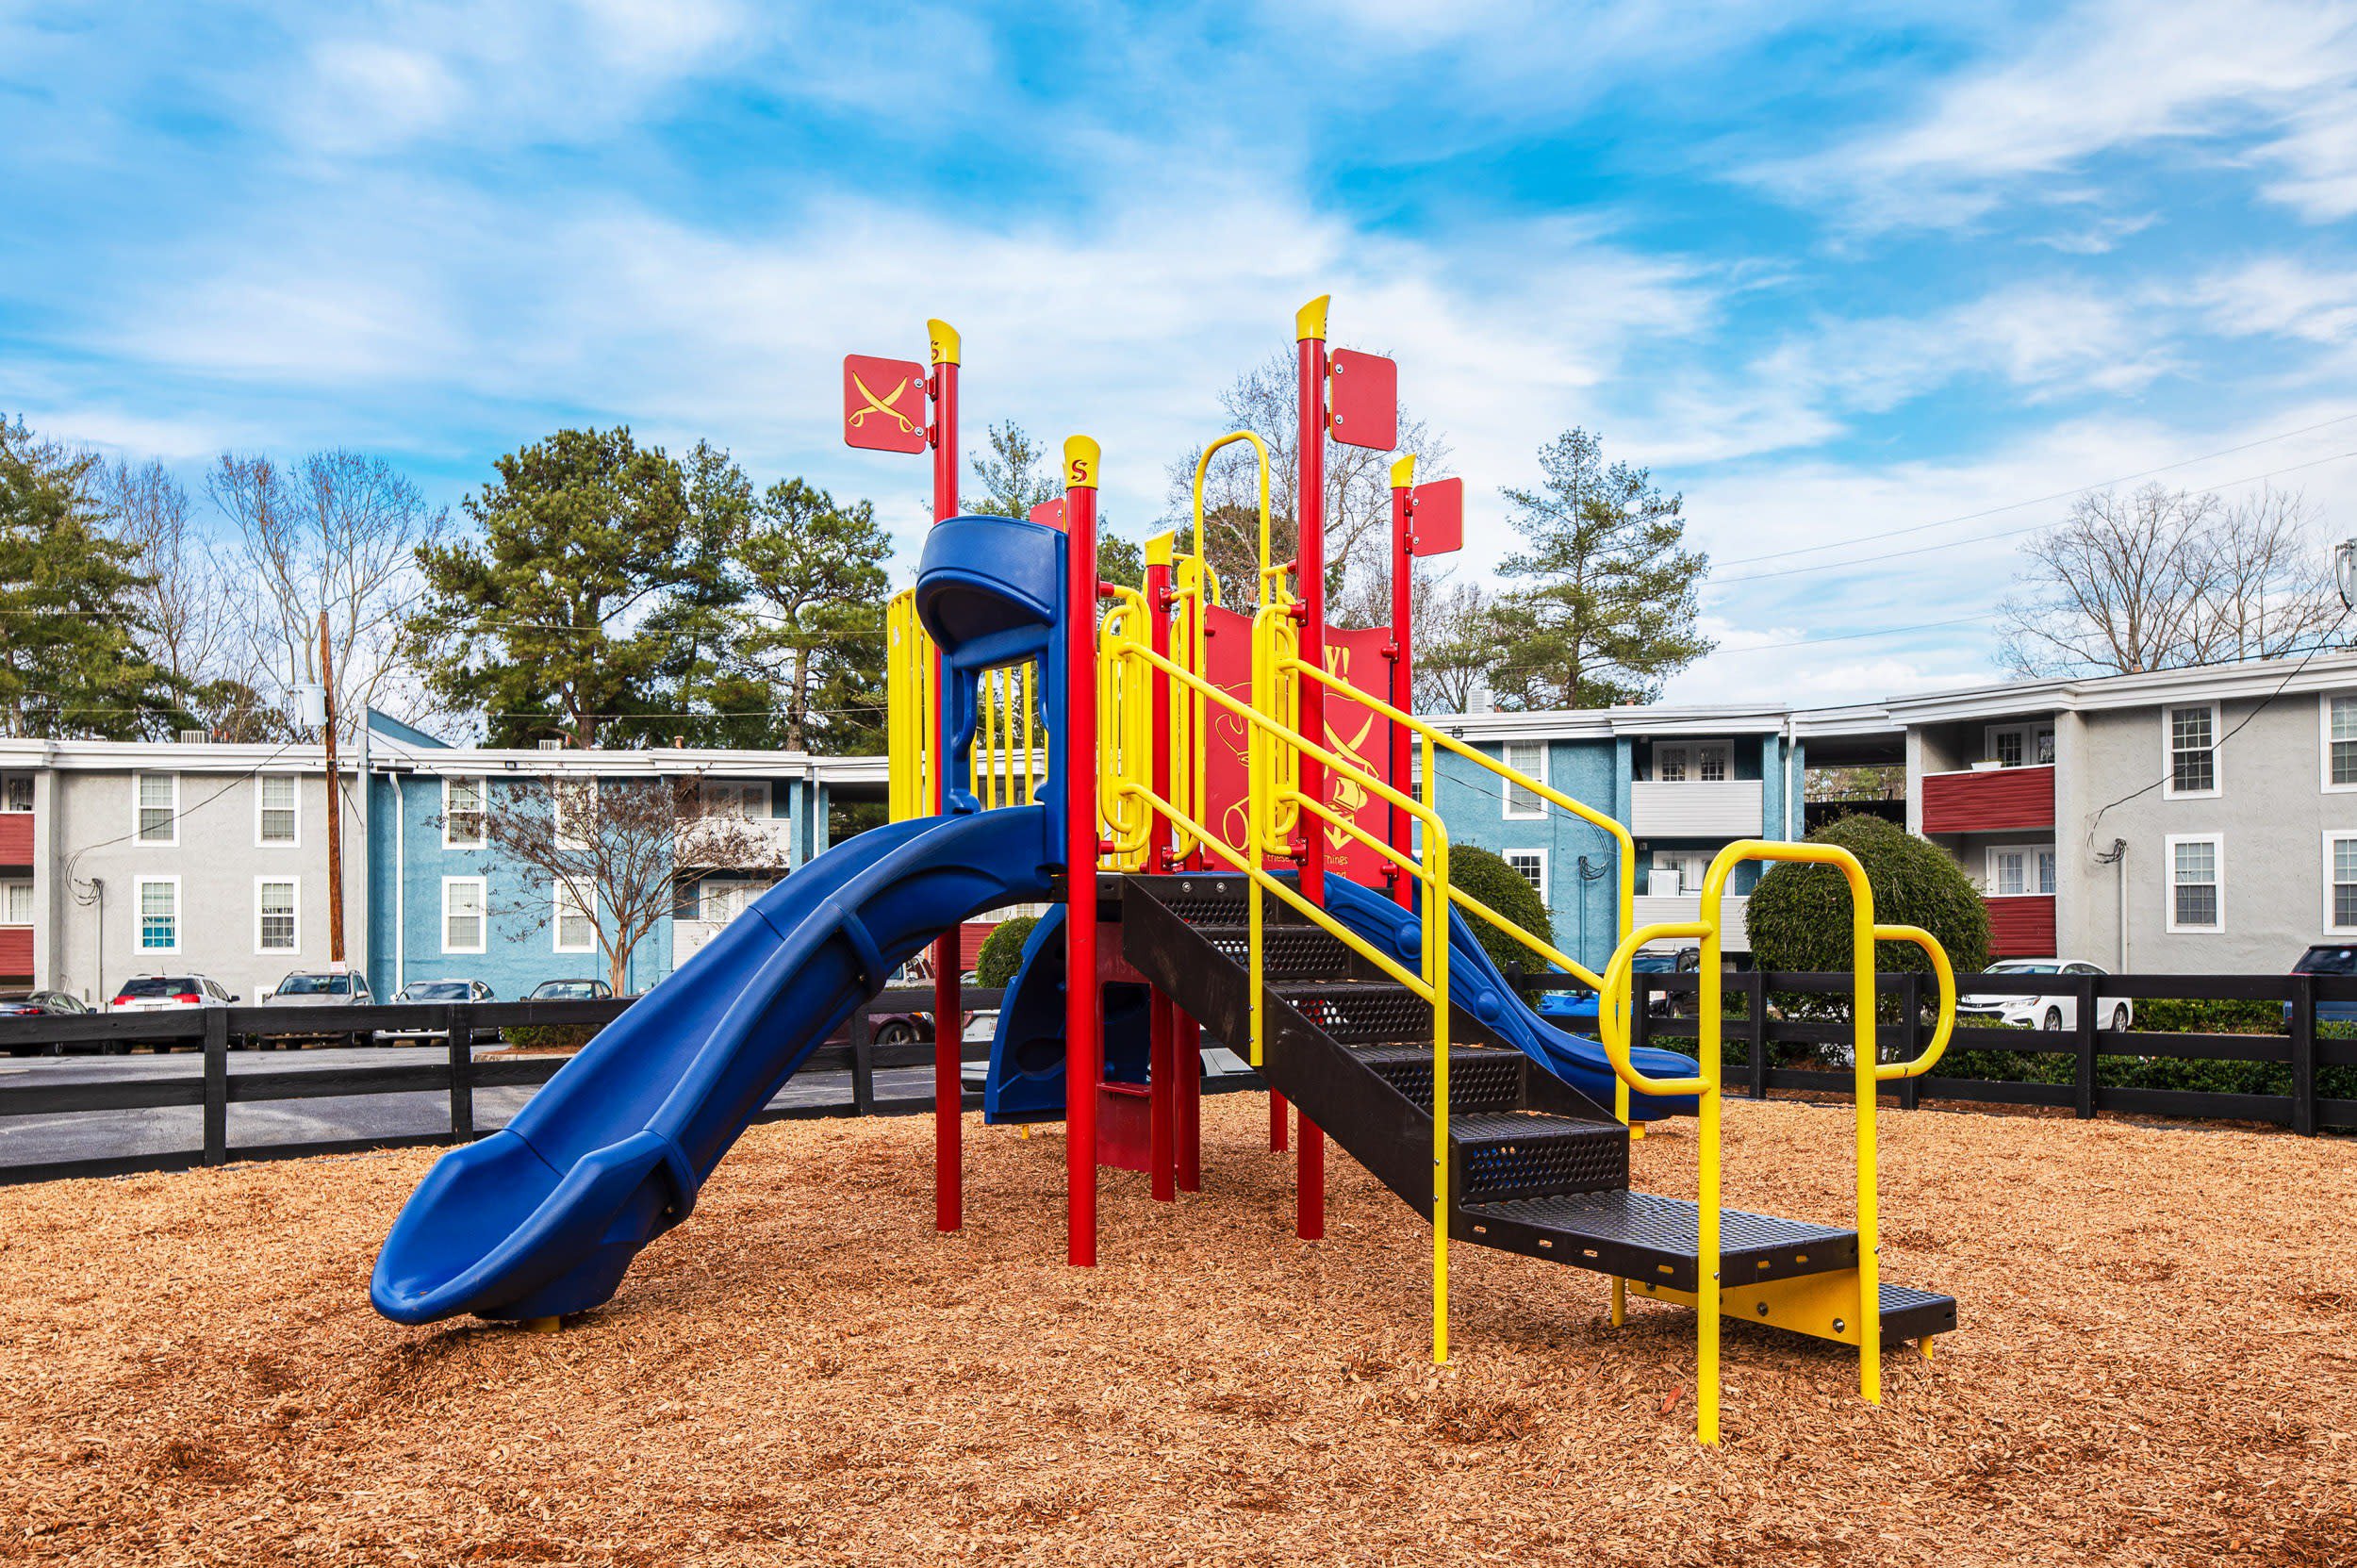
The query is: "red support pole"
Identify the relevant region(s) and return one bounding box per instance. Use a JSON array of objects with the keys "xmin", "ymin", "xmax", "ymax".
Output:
[
  {"xmin": 1063, "ymin": 437, "xmax": 1102, "ymax": 1268},
  {"xmin": 1270, "ymin": 1090, "xmax": 1289, "ymax": 1151},
  {"xmin": 1389, "ymin": 458, "xmax": 1416, "ymax": 912},
  {"xmin": 1176, "ymin": 1009, "xmax": 1202, "ymax": 1192},
  {"xmin": 1293, "ymin": 297, "xmax": 1328, "ymax": 1241},
  {"xmin": 929, "ymin": 321, "xmax": 964, "ymax": 1234},
  {"xmin": 1145, "ymin": 542, "xmax": 1177, "ymax": 1203}
]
